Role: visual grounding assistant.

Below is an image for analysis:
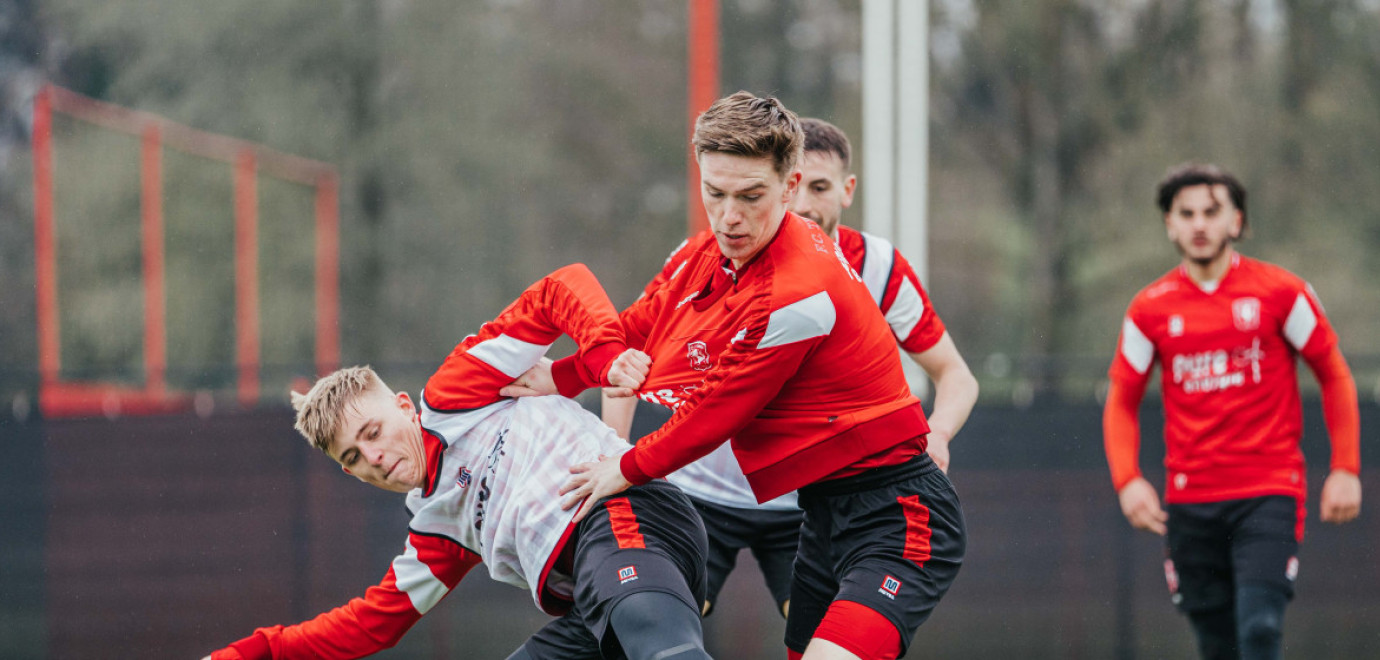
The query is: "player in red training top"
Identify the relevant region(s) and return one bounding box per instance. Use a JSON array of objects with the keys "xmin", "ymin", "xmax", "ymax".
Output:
[
  {"xmin": 201, "ymin": 265, "xmax": 710, "ymax": 660},
  {"xmin": 602, "ymin": 117, "xmax": 978, "ymax": 622},
  {"xmin": 530, "ymin": 92, "xmax": 965, "ymax": 660},
  {"xmin": 1103, "ymin": 163, "xmax": 1361, "ymax": 660}
]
